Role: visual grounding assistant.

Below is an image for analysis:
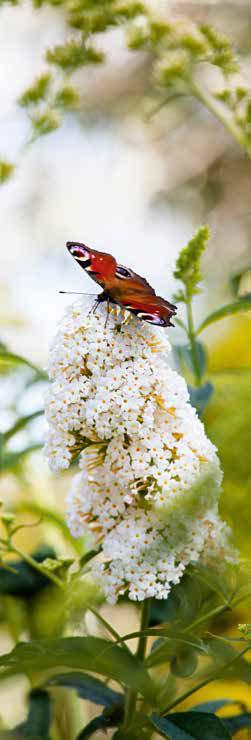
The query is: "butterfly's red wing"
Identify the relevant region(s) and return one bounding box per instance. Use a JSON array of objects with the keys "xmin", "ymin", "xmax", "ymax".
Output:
[
  {"xmin": 109, "ymin": 264, "xmax": 177, "ymax": 326},
  {"xmin": 66, "ymin": 241, "xmax": 117, "ymax": 291},
  {"xmin": 66, "ymin": 242, "xmax": 177, "ymax": 327}
]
